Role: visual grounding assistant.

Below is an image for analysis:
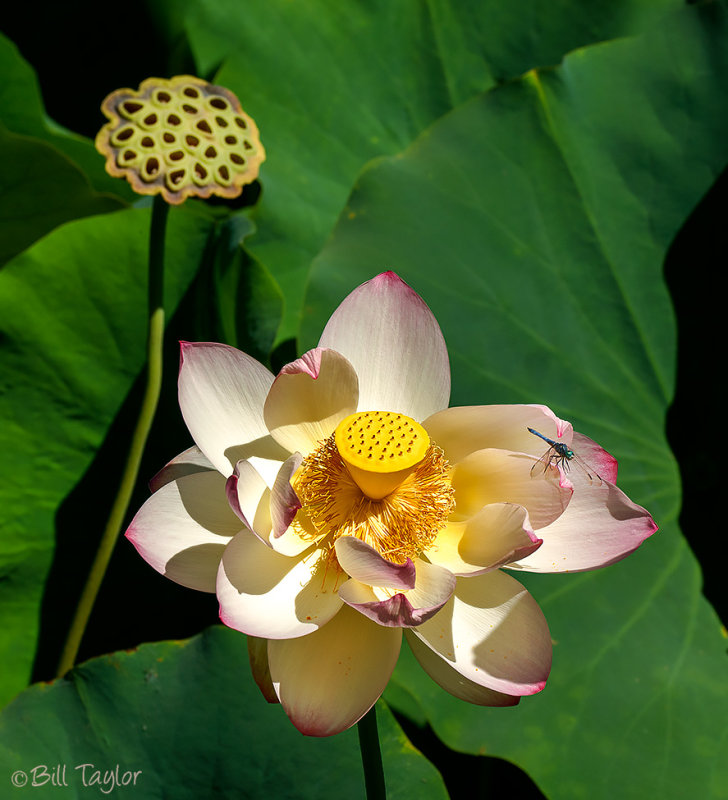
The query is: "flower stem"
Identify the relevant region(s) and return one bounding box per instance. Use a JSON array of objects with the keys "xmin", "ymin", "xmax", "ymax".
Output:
[
  {"xmin": 56, "ymin": 196, "xmax": 170, "ymax": 677},
  {"xmin": 357, "ymin": 705, "xmax": 387, "ymax": 800}
]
